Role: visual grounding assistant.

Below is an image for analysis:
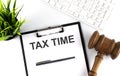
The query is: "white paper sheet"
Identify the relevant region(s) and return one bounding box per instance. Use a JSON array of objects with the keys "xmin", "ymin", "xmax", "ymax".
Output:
[{"xmin": 20, "ymin": 22, "xmax": 89, "ymax": 76}]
